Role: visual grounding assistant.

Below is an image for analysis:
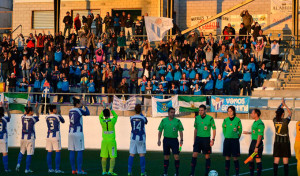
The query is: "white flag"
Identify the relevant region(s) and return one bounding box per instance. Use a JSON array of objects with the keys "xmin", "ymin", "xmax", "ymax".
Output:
[
  {"xmin": 112, "ymin": 96, "xmax": 136, "ymax": 111},
  {"xmin": 145, "ymin": 16, "xmax": 173, "ymax": 42},
  {"xmin": 151, "ymin": 95, "xmax": 179, "ymax": 117}
]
